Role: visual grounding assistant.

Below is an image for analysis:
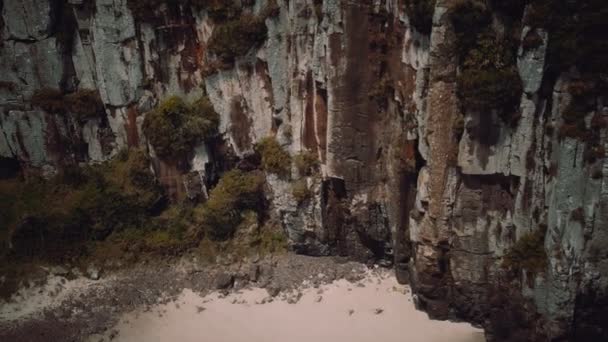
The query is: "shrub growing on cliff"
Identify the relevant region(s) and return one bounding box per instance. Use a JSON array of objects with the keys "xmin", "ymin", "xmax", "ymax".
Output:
[
  {"xmin": 65, "ymin": 90, "xmax": 105, "ymax": 122},
  {"xmin": 2, "ymin": 149, "xmax": 162, "ymax": 260},
  {"xmin": 294, "ymin": 150, "xmax": 319, "ymax": 176},
  {"xmin": 403, "ymin": 0, "xmax": 436, "ymax": 34},
  {"xmin": 202, "ymin": 0, "xmax": 241, "ymax": 21},
  {"xmin": 207, "ymin": 13, "xmax": 267, "ymax": 63},
  {"xmin": 449, "ymin": 2, "xmax": 522, "ymax": 121},
  {"xmin": 291, "ymin": 178, "xmax": 311, "ymax": 204},
  {"xmin": 457, "ymin": 67, "xmax": 522, "ymax": 115},
  {"xmin": 143, "ymin": 95, "xmax": 219, "ymax": 162},
  {"xmin": 31, "ymin": 88, "xmax": 105, "ymax": 121},
  {"xmin": 503, "ymin": 226, "xmax": 548, "ymax": 276},
  {"xmin": 255, "ymin": 137, "xmax": 292, "ymax": 177},
  {"xmin": 195, "ymin": 169, "xmax": 265, "ymax": 240}
]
